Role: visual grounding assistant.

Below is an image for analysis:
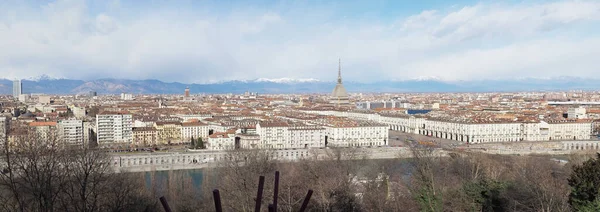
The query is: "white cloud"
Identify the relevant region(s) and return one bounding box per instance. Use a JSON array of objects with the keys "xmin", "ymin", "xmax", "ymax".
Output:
[{"xmin": 1, "ymin": 0, "xmax": 600, "ymax": 83}]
